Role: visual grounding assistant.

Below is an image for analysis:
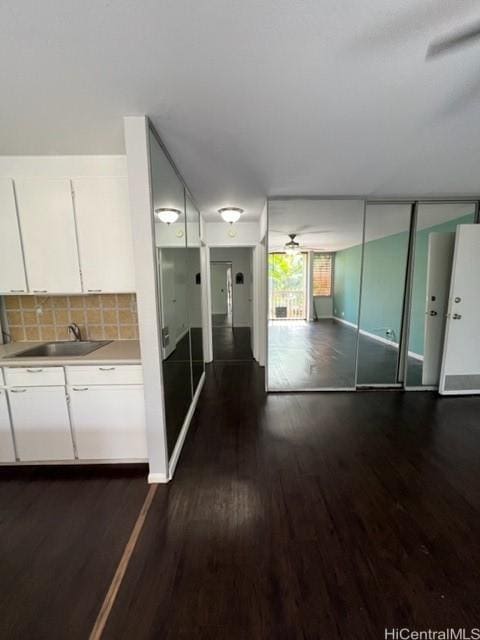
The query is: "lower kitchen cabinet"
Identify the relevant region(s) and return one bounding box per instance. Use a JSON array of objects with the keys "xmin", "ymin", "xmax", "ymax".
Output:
[
  {"xmin": 0, "ymin": 389, "xmax": 15, "ymax": 462},
  {"xmin": 9, "ymin": 386, "xmax": 74, "ymax": 461},
  {"xmin": 69, "ymin": 385, "xmax": 147, "ymax": 460}
]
